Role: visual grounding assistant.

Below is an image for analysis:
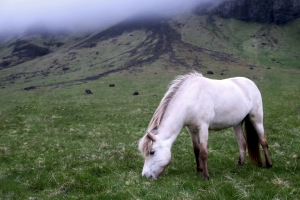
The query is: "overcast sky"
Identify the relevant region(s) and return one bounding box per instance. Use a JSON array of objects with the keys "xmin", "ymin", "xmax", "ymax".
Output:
[{"xmin": 0, "ymin": 0, "xmax": 221, "ymax": 34}]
